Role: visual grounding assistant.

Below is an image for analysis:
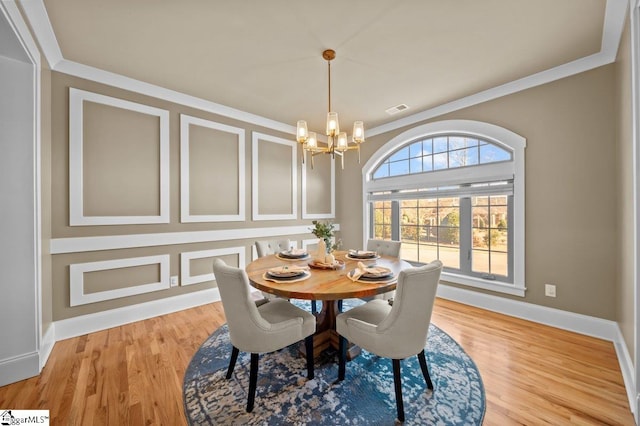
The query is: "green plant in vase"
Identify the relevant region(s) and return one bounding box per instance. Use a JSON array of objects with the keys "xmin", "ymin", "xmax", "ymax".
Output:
[{"xmin": 310, "ymin": 220, "xmax": 341, "ymax": 253}]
